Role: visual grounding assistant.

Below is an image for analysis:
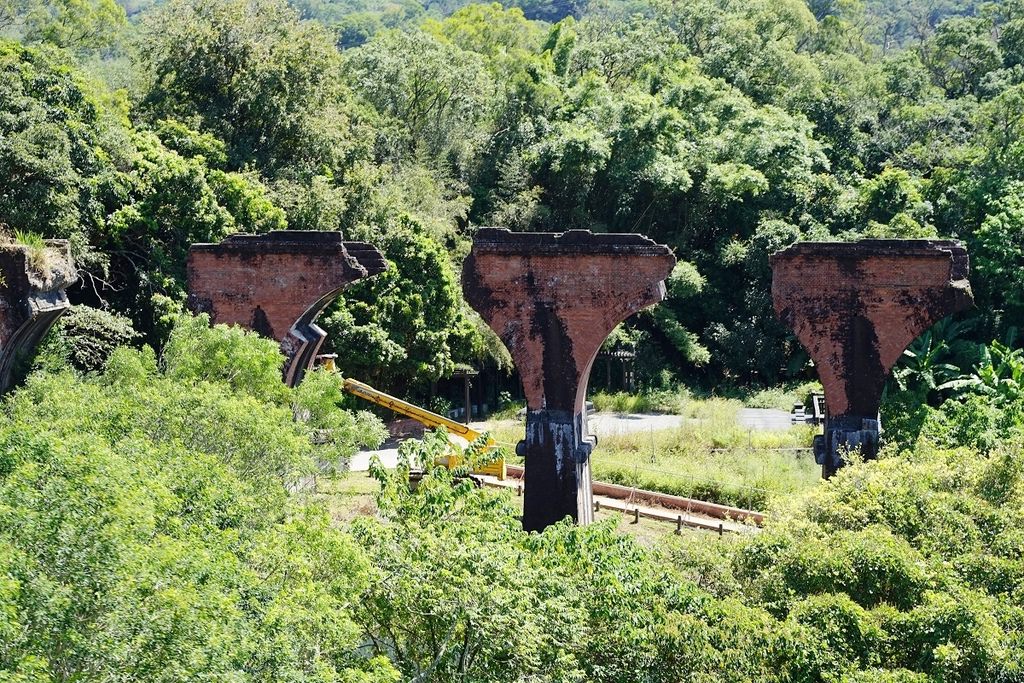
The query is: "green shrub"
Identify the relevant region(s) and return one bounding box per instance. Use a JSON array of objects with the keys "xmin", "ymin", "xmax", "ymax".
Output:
[
  {"xmin": 788, "ymin": 593, "xmax": 883, "ymax": 670},
  {"xmin": 744, "ymin": 381, "xmax": 823, "ymax": 411},
  {"xmin": 36, "ymin": 305, "xmax": 141, "ymax": 373},
  {"xmin": 920, "ymin": 393, "xmax": 1023, "ymax": 452},
  {"xmin": 161, "ymin": 309, "xmax": 290, "ymax": 403},
  {"xmin": 590, "ymin": 390, "xmax": 654, "ymax": 413},
  {"xmin": 589, "ymin": 388, "xmax": 694, "ymax": 415},
  {"xmin": 0, "ymin": 371, "xmax": 389, "ymax": 679},
  {"xmin": 879, "ymin": 590, "xmax": 1011, "ymax": 681}
]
